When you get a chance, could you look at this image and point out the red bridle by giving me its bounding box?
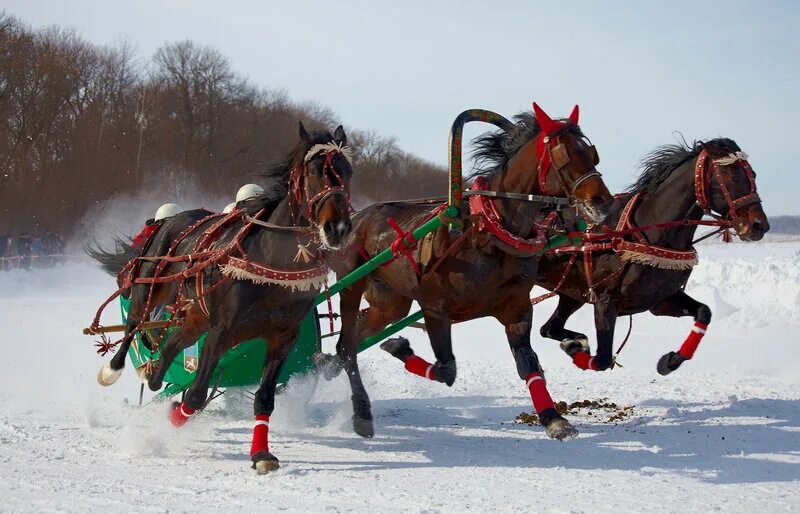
[289,147,351,225]
[694,148,761,226]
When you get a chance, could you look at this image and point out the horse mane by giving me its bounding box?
[470,111,586,181]
[242,129,338,215]
[629,137,741,196]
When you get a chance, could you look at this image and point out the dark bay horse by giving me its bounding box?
[91,123,354,473]
[316,104,614,440]
[537,138,769,374]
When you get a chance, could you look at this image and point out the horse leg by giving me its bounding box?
[382,307,456,386]
[501,300,578,440]
[97,285,154,386]
[313,279,367,380]
[650,291,712,375]
[167,325,228,427]
[147,309,207,392]
[251,328,300,474]
[540,294,590,356]
[568,294,617,372]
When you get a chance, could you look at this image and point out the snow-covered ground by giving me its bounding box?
[1,236,799,513]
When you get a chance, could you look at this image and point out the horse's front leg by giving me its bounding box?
[382,306,456,386]
[540,294,590,356]
[251,327,300,474]
[500,300,578,440]
[567,293,617,371]
[650,290,711,375]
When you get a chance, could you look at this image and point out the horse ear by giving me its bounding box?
[298,121,311,143]
[333,125,347,146]
[568,105,579,125]
[532,102,561,135]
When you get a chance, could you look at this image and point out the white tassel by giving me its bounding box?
[219,264,326,291]
[293,244,314,263]
[304,141,353,163]
[620,250,697,270]
[713,151,749,166]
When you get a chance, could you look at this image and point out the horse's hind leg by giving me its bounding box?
[540,294,590,356]
[500,298,578,440]
[167,323,229,427]
[650,290,711,375]
[147,309,207,393]
[98,285,154,386]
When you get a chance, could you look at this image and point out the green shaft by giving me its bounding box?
[314,208,454,306]
[357,309,424,352]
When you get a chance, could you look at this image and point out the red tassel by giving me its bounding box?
[572,352,598,371]
[525,372,556,413]
[250,414,270,457]
[678,322,708,359]
[169,402,196,427]
[404,355,437,381]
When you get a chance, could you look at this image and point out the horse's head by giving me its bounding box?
[292,122,354,249]
[698,141,769,241]
[532,103,613,223]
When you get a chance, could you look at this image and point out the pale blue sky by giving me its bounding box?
[5,0,799,213]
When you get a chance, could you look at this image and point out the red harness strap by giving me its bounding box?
[468,177,547,255]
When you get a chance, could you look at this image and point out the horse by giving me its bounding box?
[315,103,614,441]
[536,138,769,375]
[89,122,354,473]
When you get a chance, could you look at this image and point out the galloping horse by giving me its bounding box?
[90,123,354,473]
[537,138,769,374]
[316,104,614,440]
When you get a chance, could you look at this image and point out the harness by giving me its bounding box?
[538,148,761,304]
[90,143,351,355]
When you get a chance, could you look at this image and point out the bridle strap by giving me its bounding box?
[694,148,761,223]
[537,133,601,202]
[291,147,351,225]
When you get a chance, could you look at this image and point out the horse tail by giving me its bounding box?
[84,236,137,276]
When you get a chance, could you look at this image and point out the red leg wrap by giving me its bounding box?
[169,402,196,427]
[525,372,555,413]
[404,355,437,381]
[249,414,270,457]
[678,322,708,359]
[572,351,598,371]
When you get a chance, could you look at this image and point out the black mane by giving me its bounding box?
[470,112,585,181]
[630,137,741,196]
[243,129,337,214]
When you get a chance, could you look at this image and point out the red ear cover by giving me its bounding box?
[532,102,563,135]
[568,104,579,125]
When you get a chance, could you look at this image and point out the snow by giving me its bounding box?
[1,236,799,513]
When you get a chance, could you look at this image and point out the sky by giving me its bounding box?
[5,0,799,214]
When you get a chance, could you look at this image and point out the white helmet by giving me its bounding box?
[154,203,182,221]
[222,202,237,214]
[235,184,264,203]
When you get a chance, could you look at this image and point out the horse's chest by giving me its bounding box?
[615,266,692,314]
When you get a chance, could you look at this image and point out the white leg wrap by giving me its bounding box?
[97,363,123,386]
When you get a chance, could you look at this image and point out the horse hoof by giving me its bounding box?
[312,352,343,381]
[657,351,686,376]
[545,417,579,441]
[252,452,280,475]
[560,338,590,357]
[134,365,150,385]
[433,359,457,387]
[380,337,415,361]
[353,416,374,438]
[97,363,122,387]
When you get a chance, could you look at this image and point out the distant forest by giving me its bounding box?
[0,13,445,237]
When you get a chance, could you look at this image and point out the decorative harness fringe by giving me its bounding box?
[218,261,327,291]
[619,248,698,270]
[304,142,352,163]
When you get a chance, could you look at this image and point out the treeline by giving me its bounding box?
[0,13,445,237]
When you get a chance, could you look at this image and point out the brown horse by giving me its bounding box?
[316,104,614,440]
[90,123,354,473]
[537,138,769,374]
